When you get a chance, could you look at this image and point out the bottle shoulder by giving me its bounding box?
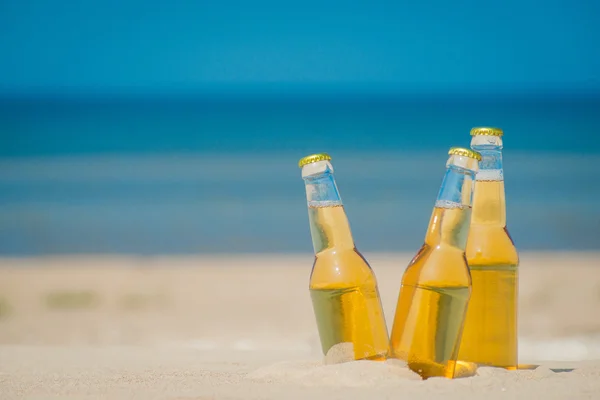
[402,243,471,288]
[466,225,519,266]
[309,248,378,289]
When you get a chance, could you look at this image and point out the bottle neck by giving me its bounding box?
[425,162,476,249]
[302,162,354,253]
[304,167,343,208]
[471,139,506,226]
[435,164,476,209]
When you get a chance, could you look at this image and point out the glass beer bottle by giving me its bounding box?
[458,127,519,369]
[390,147,480,379]
[299,153,389,362]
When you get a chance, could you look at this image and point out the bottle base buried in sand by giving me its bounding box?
[310,284,389,362]
[454,360,479,378]
[458,264,518,369]
[391,283,471,379]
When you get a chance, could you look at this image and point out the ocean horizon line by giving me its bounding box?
[2,83,600,102]
[1,149,599,164]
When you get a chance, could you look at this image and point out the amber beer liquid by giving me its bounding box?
[390,147,481,379]
[299,153,389,362]
[458,127,519,369]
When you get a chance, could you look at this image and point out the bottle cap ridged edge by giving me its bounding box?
[470,127,504,136]
[298,153,332,168]
[448,147,482,161]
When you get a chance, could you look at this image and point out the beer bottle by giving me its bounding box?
[458,127,519,369]
[299,153,389,362]
[390,147,480,379]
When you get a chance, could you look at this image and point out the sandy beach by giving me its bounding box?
[1,252,599,399]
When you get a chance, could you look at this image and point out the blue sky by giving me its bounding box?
[0,0,599,95]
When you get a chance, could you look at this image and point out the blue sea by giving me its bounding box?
[0,94,599,255]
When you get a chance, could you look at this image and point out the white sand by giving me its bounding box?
[0,252,599,399]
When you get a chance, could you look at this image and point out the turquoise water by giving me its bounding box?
[0,95,598,254]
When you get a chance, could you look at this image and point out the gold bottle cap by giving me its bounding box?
[298,153,332,168]
[470,127,504,136]
[448,147,482,161]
